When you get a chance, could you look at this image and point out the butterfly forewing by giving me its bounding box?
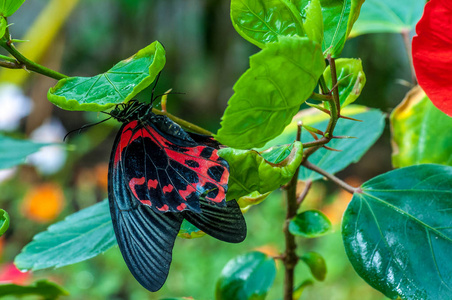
[114,119,229,213]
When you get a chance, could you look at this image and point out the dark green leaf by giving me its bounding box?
[263,105,385,181]
[177,219,205,239]
[0,279,68,299]
[48,41,165,111]
[15,199,116,271]
[0,0,26,17]
[350,0,425,36]
[216,36,325,149]
[391,87,452,168]
[219,141,303,201]
[0,134,50,169]
[319,0,364,57]
[300,251,327,281]
[216,251,276,300]
[342,164,452,300]
[289,210,332,238]
[230,0,305,48]
[0,209,9,236]
[323,58,366,108]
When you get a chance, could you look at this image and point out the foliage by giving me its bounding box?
[0,0,450,299]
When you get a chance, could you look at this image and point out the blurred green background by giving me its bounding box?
[0,0,415,299]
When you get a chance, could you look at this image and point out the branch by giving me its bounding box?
[302,160,360,194]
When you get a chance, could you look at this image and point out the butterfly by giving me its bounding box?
[107,100,247,292]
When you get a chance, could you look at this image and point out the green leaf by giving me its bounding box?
[0,134,50,169]
[263,105,385,181]
[391,87,452,168]
[14,199,116,271]
[289,209,332,238]
[342,164,452,300]
[302,0,324,44]
[350,0,425,37]
[237,191,271,212]
[230,0,305,48]
[0,279,68,299]
[216,251,276,300]
[299,251,327,281]
[0,0,26,17]
[177,219,206,239]
[216,36,325,149]
[323,58,366,108]
[0,209,9,236]
[48,41,166,112]
[219,141,303,201]
[293,279,314,299]
[0,16,6,38]
[319,0,364,57]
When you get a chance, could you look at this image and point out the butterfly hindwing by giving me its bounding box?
[109,126,184,292]
[114,118,229,213]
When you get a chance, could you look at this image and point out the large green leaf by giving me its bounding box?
[216,36,325,149]
[342,164,452,300]
[216,251,277,300]
[302,0,324,44]
[15,199,116,271]
[230,0,305,48]
[0,280,68,299]
[48,41,166,112]
[263,105,385,181]
[0,134,50,169]
[300,251,327,281]
[391,86,452,168]
[0,209,9,236]
[350,0,425,37]
[289,209,332,238]
[219,142,303,201]
[0,0,26,17]
[323,58,366,108]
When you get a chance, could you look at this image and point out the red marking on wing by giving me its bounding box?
[162,184,173,194]
[206,189,226,203]
[177,203,187,211]
[179,185,197,199]
[141,200,152,206]
[157,204,169,212]
[148,179,158,189]
[114,121,137,165]
[129,177,145,200]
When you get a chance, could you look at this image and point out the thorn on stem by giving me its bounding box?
[339,114,363,122]
[322,145,342,152]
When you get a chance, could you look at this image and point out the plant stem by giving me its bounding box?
[310,92,332,102]
[302,160,359,194]
[283,124,302,300]
[152,108,213,136]
[401,30,417,86]
[0,25,68,80]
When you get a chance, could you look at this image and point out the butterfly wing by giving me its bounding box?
[108,123,184,292]
[113,119,229,213]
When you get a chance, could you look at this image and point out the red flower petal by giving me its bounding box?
[412,0,452,116]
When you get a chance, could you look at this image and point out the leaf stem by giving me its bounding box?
[310,92,332,102]
[0,25,68,80]
[302,160,359,194]
[152,108,213,136]
[283,123,302,300]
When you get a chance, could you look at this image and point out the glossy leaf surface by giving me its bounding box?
[323,58,366,108]
[263,105,385,181]
[230,0,305,48]
[15,199,116,271]
[48,41,166,112]
[0,0,26,17]
[0,280,68,299]
[412,0,452,116]
[216,37,325,149]
[351,0,424,36]
[0,209,9,236]
[302,0,323,44]
[391,86,452,168]
[342,164,452,300]
[0,134,49,169]
[289,210,332,238]
[300,251,327,281]
[219,142,303,201]
[216,251,276,300]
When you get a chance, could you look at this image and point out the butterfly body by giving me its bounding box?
[108,101,246,292]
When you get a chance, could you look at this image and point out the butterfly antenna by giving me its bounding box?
[63,117,112,141]
[150,72,162,106]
